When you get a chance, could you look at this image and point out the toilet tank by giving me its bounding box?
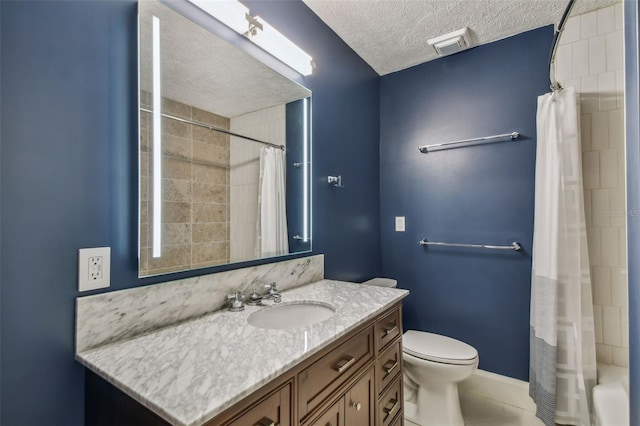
[362,278,398,288]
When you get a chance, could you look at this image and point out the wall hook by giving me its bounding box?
[328,175,345,188]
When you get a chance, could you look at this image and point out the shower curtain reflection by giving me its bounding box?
[257,147,289,258]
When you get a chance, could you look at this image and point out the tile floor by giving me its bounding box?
[405,391,545,426]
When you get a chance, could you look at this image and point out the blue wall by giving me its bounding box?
[380,27,553,381]
[624,0,639,423]
[0,0,380,423]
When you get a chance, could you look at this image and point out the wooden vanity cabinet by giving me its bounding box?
[85,302,404,426]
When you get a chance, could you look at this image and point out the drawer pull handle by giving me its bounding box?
[383,360,398,374]
[334,355,356,373]
[254,417,275,426]
[383,398,399,417]
[383,324,398,335]
[351,401,362,411]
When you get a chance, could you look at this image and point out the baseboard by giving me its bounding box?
[458,368,537,412]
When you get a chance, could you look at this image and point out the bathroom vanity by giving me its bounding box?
[76,271,408,426]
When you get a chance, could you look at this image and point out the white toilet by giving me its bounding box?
[362,278,479,426]
[403,330,478,426]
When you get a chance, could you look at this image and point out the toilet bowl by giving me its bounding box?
[402,330,478,426]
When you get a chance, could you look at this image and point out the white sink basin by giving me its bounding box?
[247,302,336,329]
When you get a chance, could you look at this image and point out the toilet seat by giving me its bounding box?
[403,330,478,365]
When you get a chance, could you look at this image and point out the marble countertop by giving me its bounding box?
[76,279,409,426]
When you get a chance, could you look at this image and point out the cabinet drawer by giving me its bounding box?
[298,326,375,420]
[377,340,401,395]
[388,411,404,426]
[226,383,292,426]
[378,375,402,426]
[376,307,401,352]
[307,397,344,426]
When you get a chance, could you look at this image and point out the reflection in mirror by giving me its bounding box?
[138,0,311,277]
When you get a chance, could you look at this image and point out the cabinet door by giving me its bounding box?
[227,383,291,426]
[345,368,375,426]
[308,397,345,426]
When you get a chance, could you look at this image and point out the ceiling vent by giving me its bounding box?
[427,28,472,57]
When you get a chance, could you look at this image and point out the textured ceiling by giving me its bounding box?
[302,0,619,75]
[139,1,310,118]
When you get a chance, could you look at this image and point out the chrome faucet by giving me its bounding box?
[227,290,246,311]
[246,282,282,305]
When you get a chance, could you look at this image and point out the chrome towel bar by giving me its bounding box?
[418,132,520,153]
[419,239,522,251]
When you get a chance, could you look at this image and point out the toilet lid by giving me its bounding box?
[403,330,478,365]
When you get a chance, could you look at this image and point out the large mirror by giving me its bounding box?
[138,0,311,277]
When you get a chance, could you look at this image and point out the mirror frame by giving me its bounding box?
[137,0,313,278]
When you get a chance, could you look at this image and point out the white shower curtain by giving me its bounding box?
[530,87,597,426]
[256,147,289,258]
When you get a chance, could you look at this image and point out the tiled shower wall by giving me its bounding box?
[140,93,230,276]
[229,105,286,263]
[555,1,628,367]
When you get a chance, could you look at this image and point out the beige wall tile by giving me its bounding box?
[596,343,612,364]
[163,223,192,246]
[597,6,615,34]
[193,203,226,223]
[193,182,227,204]
[193,163,227,184]
[192,223,228,243]
[590,111,609,150]
[581,10,598,39]
[581,75,599,113]
[140,176,149,201]
[612,346,629,367]
[561,16,580,45]
[582,151,600,189]
[162,134,192,160]
[163,157,191,181]
[600,227,620,266]
[572,40,589,78]
[580,114,591,152]
[602,306,622,346]
[606,30,624,71]
[162,98,191,119]
[584,190,593,226]
[192,126,229,147]
[593,304,603,343]
[598,71,617,111]
[600,149,618,188]
[192,242,229,264]
[609,188,625,227]
[193,142,229,167]
[586,226,601,264]
[611,267,628,307]
[588,35,607,75]
[162,115,191,138]
[163,179,191,202]
[591,189,610,227]
[163,202,192,223]
[592,266,612,305]
[147,245,191,270]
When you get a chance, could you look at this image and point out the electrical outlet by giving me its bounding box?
[395,216,406,232]
[79,247,110,292]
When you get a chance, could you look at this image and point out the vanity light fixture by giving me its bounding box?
[187,0,314,76]
[247,16,314,76]
[187,0,250,35]
[152,15,162,258]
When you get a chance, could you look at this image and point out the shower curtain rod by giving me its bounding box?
[549,0,577,91]
[140,107,285,151]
